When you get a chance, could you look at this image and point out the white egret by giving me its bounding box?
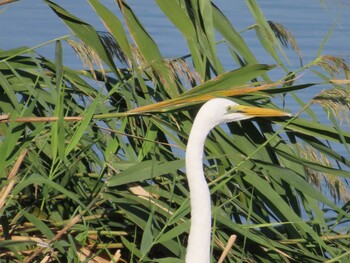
[185,98,290,263]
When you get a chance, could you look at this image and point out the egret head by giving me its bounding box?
[195,98,291,128]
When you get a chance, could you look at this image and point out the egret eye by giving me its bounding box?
[227,105,239,113]
[226,106,232,111]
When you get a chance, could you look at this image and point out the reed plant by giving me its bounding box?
[0,0,349,262]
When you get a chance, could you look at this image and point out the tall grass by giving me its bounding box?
[0,0,349,262]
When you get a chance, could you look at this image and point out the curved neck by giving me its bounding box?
[185,119,213,263]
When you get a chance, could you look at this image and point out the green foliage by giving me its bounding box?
[0,1,349,262]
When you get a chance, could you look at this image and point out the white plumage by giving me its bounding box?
[185,98,290,263]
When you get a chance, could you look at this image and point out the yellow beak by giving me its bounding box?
[228,105,291,117]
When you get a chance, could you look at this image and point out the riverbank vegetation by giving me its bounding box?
[0,0,349,262]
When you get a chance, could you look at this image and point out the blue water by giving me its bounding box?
[1,1,349,65]
[1,1,349,61]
